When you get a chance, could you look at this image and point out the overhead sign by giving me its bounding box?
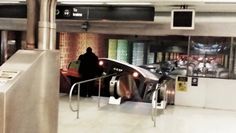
[56,5,154,21]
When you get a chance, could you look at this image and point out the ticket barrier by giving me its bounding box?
[0,50,59,133]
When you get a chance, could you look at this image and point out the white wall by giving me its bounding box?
[175,77,236,110]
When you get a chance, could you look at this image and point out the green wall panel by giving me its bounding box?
[108,39,117,59]
[117,39,129,62]
[132,42,144,66]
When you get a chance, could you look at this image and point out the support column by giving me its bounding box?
[38,0,50,50]
[229,37,234,78]
[0,31,8,65]
[49,0,57,50]
[26,0,39,49]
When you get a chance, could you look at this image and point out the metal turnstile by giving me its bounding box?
[0,50,59,133]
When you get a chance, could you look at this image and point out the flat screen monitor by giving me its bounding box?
[171,9,195,30]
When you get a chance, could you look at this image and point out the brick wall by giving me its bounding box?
[59,32,108,69]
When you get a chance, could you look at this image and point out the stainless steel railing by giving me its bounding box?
[69,73,118,119]
[69,72,167,127]
[151,81,168,127]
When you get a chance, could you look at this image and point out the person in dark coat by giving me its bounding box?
[78,47,99,97]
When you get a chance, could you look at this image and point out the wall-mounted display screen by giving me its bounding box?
[171,9,195,30]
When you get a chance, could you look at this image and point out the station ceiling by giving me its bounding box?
[1,0,236,12]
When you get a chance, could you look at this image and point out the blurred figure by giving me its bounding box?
[79,47,99,97]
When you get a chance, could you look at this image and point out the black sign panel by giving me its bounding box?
[56,5,154,21]
[191,77,198,86]
[177,76,188,82]
[0,4,154,21]
[56,6,88,19]
[0,5,27,18]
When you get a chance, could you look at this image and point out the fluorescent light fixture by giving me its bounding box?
[59,1,152,5]
[59,2,104,5]
[0,0,25,3]
[205,0,236,2]
[205,2,236,4]
[205,0,236,4]
[106,2,152,5]
[0,1,20,4]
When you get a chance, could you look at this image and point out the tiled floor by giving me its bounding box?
[58,94,236,133]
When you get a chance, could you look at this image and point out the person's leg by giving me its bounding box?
[80,83,87,97]
[86,81,95,97]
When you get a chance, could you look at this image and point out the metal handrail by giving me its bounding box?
[151,81,168,127]
[69,73,118,119]
[151,83,160,127]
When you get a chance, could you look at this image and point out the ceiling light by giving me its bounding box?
[205,0,236,4]
[106,2,152,6]
[205,2,236,4]
[59,2,104,5]
[0,1,20,4]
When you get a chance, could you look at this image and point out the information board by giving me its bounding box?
[176,76,188,92]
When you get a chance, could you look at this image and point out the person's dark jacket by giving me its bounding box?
[79,51,99,79]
